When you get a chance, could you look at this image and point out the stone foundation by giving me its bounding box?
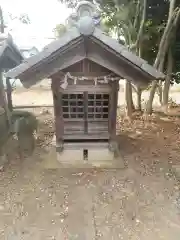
[49,135,125,168]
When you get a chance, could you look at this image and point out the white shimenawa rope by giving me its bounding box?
[60,72,120,89]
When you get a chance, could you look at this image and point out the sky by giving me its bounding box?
[1,0,72,50]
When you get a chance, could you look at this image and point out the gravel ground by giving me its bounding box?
[0,107,180,239]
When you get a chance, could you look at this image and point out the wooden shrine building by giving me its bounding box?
[0,33,23,156]
[0,33,23,110]
[6,1,165,162]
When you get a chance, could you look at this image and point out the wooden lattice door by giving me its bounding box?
[62,92,109,137]
[87,93,109,135]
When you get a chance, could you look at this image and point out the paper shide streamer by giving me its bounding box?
[60,72,120,89]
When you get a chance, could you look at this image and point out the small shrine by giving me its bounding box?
[0,33,23,158]
[0,33,23,110]
[6,1,164,163]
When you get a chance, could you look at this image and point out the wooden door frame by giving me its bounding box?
[52,76,118,144]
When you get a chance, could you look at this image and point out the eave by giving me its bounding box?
[5,23,165,87]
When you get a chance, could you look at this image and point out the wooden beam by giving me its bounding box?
[13,105,53,109]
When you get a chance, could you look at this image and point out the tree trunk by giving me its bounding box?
[144,80,157,115]
[130,84,135,111]
[153,0,178,69]
[6,78,13,112]
[162,48,173,113]
[157,81,163,105]
[144,0,179,115]
[136,42,143,112]
[125,80,135,117]
[136,86,142,111]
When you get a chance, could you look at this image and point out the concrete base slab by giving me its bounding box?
[88,148,114,162]
[58,149,84,162]
[42,146,125,169]
[44,137,125,169]
[57,148,125,169]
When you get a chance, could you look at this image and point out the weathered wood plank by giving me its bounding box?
[60,84,111,93]
[109,81,118,141]
[63,133,109,140]
[84,91,88,134]
[51,80,64,143]
[87,40,151,85]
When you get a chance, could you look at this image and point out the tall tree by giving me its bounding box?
[162,48,173,112]
[145,0,180,115]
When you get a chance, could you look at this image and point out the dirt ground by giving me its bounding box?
[1,89,180,239]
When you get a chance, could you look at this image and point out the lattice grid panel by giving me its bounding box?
[62,94,84,119]
[88,94,109,119]
[62,93,109,119]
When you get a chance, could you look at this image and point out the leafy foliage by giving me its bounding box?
[58,0,79,8]
[53,24,67,38]
[58,0,169,63]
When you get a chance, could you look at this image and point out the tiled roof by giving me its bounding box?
[0,33,8,58]
[0,33,23,65]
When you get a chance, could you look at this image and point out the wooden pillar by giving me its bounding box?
[6,77,13,112]
[0,71,5,107]
[0,70,9,164]
[51,78,64,150]
[0,70,10,126]
[109,81,119,151]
